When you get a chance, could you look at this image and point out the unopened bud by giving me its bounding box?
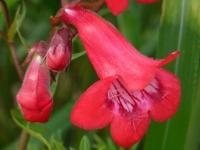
[17,43,53,122]
[46,27,72,72]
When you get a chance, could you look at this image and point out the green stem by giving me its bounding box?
[0,0,10,28]
[18,130,30,150]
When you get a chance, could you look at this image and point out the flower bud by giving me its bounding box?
[17,43,53,122]
[46,27,72,72]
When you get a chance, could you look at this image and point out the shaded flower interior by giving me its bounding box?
[107,77,162,116]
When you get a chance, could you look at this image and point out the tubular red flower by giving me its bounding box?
[60,7,180,147]
[46,27,72,72]
[17,43,53,122]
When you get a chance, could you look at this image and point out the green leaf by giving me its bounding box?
[17,29,29,49]
[51,74,60,96]
[50,136,66,150]
[72,51,86,61]
[79,136,91,150]
[92,134,106,150]
[6,102,73,150]
[7,0,26,42]
[117,4,141,46]
[11,109,52,150]
[144,0,200,150]
[106,138,117,150]
[184,77,200,150]
[69,147,76,150]
[129,144,138,150]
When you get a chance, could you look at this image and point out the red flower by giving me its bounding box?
[59,7,180,147]
[17,42,53,122]
[46,27,72,72]
[105,0,158,15]
[105,0,128,16]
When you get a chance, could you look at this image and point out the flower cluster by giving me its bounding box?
[16,28,72,122]
[16,0,180,148]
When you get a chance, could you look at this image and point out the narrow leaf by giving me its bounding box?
[11,109,52,150]
[144,0,200,150]
[7,1,26,42]
[50,136,66,150]
[72,51,86,61]
[79,136,91,150]
[117,4,141,46]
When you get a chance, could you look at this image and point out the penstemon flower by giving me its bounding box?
[17,42,53,122]
[105,0,158,15]
[46,27,72,72]
[59,6,181,147]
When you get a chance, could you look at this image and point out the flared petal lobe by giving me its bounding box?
[111,114,150,148]
[107,79,150,147]
[46,28,72,71]
[17,55,53,122]
[105,0,128,16]
[71,76,117,129]
[149,69,181,122]
[60,7,162,90]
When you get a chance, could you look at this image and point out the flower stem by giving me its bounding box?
[0,1,30,150]
[0,30,6,40]
[18,130,30,150]
[0,0,24,80]
[7,42,24,80]
[0,0,10,28]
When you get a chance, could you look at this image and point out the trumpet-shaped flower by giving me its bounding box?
[17,43,53,122]
[59,7,180,147]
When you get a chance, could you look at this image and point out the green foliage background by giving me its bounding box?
[0,0,200,150]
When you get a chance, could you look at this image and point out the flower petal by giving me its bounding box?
[17,56,52,110]
[110,112,150,148]
[150,69,181,122]
[105,0,128,16]
[21,101,53,122]
[60,7,159,90]
[70,76,117,130]
[46,27,72,72]
[158,51,180,67]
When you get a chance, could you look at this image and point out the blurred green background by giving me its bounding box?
[0,0,200,150]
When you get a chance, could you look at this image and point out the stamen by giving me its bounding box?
[107,77,162,114]
[107,80,136,113]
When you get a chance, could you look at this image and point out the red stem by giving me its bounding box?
[7,42,24,80]
[0,1,29,150]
